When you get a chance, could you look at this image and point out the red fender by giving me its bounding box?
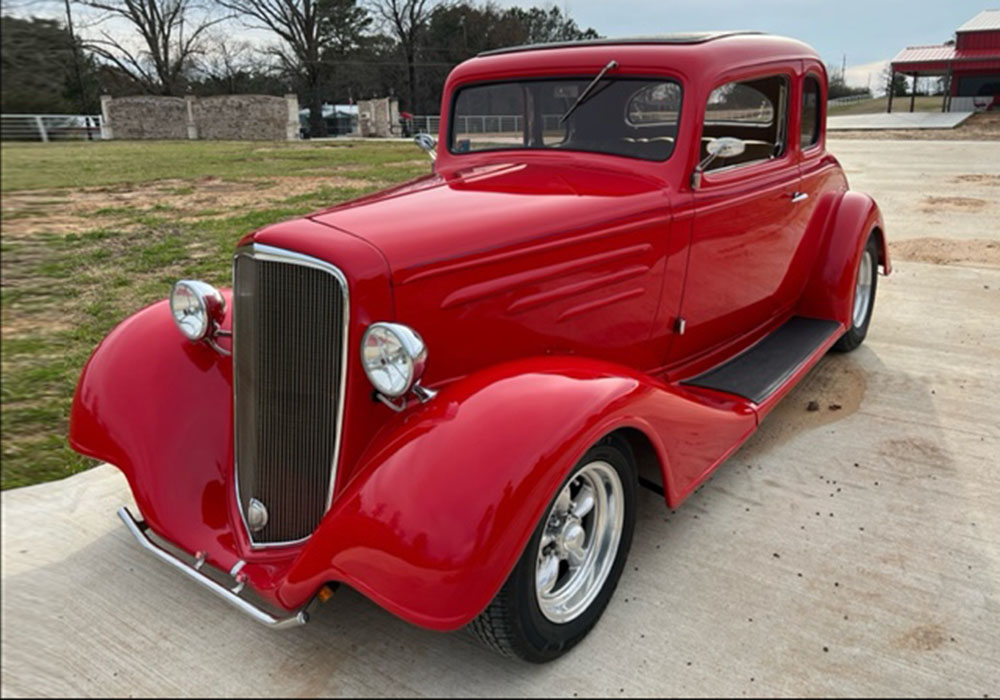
[71,308,754,630]
[797,191,889,324]
[273,357,755,630]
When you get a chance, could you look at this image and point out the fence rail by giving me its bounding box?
[412,114,569,135]
[827,94,870,106]
[1,114,104,142]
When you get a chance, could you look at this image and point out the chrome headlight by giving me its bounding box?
[361,322,427,398]
[170,280,225,341]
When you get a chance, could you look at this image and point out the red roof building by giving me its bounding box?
[889,9,1000,112]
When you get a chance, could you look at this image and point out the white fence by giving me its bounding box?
[1,114,104,142]
[828,94,870,106]
[411,114,568,135]
[411,115,440,134]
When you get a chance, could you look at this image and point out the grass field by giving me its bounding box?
[1,139,428,489]
[827,95,944,115]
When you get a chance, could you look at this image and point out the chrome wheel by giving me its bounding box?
[535,460,624,624]
[852,249,874,329]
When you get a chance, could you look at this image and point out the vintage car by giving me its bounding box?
[70,31,889,662]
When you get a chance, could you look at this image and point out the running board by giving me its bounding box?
[682,317,841,404]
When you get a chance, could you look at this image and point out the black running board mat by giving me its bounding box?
[682,317,840,404]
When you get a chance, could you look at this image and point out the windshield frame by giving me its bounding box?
[446,73,685,162]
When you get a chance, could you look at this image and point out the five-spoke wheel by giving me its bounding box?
[834,230,879,353]
[535,460,624,624]
[469,438,636,662]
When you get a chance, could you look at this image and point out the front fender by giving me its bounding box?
[68,295,251,565]
[797,190,889,324]
[276,356,755,630]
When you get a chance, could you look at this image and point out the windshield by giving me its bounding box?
[449,77,682,162]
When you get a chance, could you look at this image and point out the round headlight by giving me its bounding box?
[361,322,427,398]
[170,280,225,341]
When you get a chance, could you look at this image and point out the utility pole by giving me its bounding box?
[841,53,846,82]
[63,0,92,119]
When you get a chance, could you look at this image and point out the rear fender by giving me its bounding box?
[797,191,888,324]
[276,356,755,630]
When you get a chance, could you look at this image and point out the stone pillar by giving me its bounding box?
[100,94,114,140]
[185,95,198,140]
[285,94,300,140]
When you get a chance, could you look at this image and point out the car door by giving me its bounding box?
[670,71,809,363]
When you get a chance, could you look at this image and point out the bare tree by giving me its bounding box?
[77,0,226,95]
[367,0,433,112]
[216,0,332,135]
[198,36,259,93]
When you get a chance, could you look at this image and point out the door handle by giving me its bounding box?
[789,191,809,203]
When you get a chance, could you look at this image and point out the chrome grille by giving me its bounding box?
[233,245,348,545]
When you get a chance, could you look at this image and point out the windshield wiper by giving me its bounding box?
[559,59,618,124]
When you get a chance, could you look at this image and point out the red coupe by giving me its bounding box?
[70,31,889,662]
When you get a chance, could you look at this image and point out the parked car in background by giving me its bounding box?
[70,31,888,662]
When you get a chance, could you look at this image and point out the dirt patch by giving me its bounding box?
[0,311,75,339]
[952,174,1000,186]
[831,111,1000,141]
[920,196,988,212]
[893,624,948,652]
[0,175,374,238]
[891,238,1000,267]
[745,354,867,451]
[878,437,954,472]
[384,159,431,169]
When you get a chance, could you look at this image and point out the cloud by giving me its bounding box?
[843,59,890,93]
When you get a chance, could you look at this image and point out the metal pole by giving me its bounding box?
[34,116,49,143]
[887,69,895,113]
[910,74,917,112]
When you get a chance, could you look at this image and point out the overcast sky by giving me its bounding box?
[498,0,988,89]
[5,0,989,91]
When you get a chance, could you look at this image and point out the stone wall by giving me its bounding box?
[101,94,299,141]
[358,97,400,138]
[103,96,188,140]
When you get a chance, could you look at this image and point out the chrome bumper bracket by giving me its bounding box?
[116,506,310,630]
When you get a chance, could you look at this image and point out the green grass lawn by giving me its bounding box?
[1,139,429,489]
[1,139,424,191]
[827,95,946,115]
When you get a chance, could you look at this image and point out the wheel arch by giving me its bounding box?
[273,356,749,630]
[870,224,891,274]
[796,190,888,325]
[605,426,671,499]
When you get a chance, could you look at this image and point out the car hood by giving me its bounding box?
[308,160,667,285]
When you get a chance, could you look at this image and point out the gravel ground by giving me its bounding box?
[1,139,998,697]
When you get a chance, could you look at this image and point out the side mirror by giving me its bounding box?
[414,133,437,161]
[706,136,745,160]
[692,137,746,189]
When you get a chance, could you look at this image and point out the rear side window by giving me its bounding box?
[800,76,822,149]
[702,74,789,171]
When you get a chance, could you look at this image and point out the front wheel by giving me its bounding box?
[833,231,879,353]
[468,439,637,662]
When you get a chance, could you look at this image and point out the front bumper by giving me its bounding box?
[117,506,311,629]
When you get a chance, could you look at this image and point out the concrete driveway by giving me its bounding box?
[2,139,999,698]
[828,112,973,131]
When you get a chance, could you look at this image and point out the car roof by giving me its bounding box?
[450,33,820,89]
[478,31,763,57]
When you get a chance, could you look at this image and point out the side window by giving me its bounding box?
[452,83,525,152]
[800,76,822,149]
[626,82,682,126]
[702,74,789,171]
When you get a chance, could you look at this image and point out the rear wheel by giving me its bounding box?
[468,439,637,662]
[833,232,879,353]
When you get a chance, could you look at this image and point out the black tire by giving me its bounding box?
[833,231,879,353]
[468,437,637,662]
